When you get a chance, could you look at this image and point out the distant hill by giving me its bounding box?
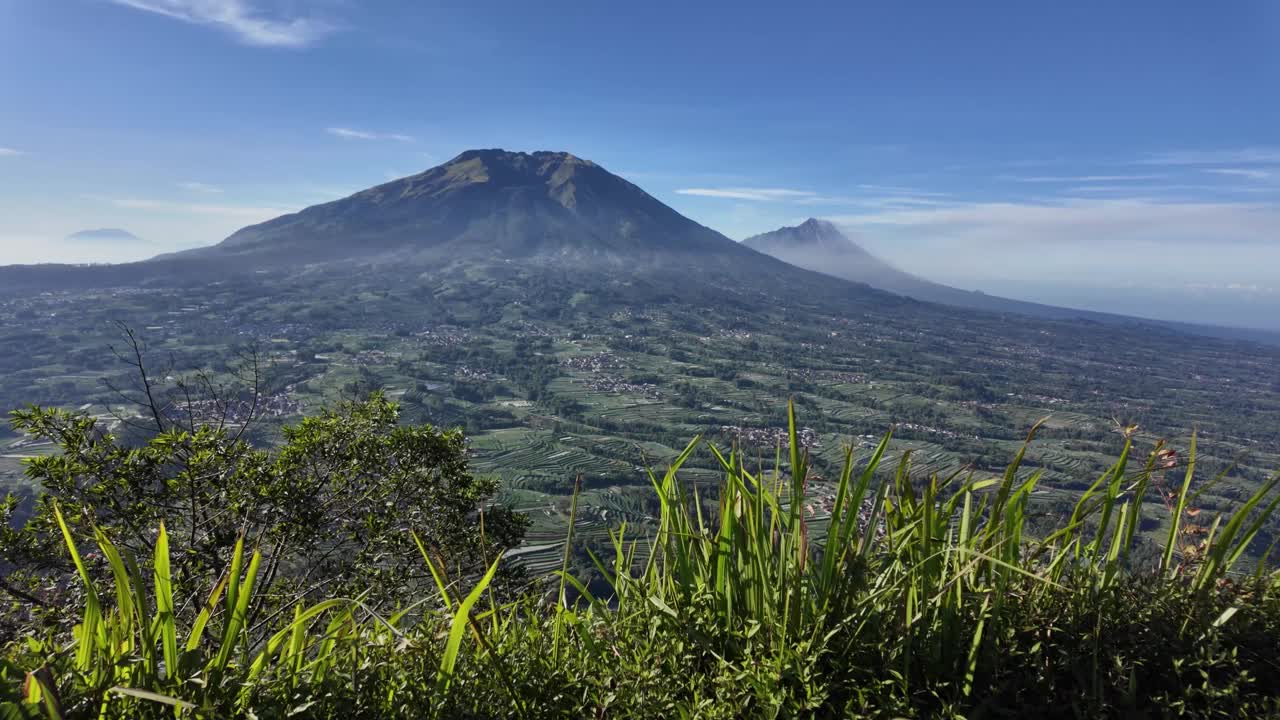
[743,218,1095,318]
[65,228,143,242]
[742,218,1280,345]
[743,218,910,288]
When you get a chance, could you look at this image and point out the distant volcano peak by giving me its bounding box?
[65,228,143,243]
[744,217,872,255]
[176,148,757,264]
[448,148,594,166]
[434,149,598,184]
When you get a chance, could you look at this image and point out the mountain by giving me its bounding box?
[3,150,925,327]
[741,218,1280,345]
[745,219,1146,320]
[65,228,143,243]
[3,152,1276,346]
[172,149,756,267]
[743,218,1046,312]
[743,218,907,284]
[1,149,774,288]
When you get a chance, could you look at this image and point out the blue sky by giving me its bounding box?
[2,1,1279,328]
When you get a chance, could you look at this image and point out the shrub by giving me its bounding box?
[3,403,1279,718]
[1,394,526,639]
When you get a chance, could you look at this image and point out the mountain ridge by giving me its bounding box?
[65,228,143,243]
[176,149,761,266]
[1,150,1277,347]
[745,217,1122,320]
[740,217,1280,345]
[743,218,903,276]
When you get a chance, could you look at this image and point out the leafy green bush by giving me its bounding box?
[3,403,1279,718]
[1,394,525,638]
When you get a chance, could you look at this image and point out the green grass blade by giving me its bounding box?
[153,522,179,677]
[52,503,101,674]
[1161,433,1197,576]
[436,554,503,699]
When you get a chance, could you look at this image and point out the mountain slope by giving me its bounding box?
[745,219,1125,320]
[743,218,908,285]
[740,218,1280,344]
[66,228,143,243]
[1,151,922,322]
[176,149,755,266]
[2,153,1276,346]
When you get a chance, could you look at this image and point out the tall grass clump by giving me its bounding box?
[584,405,1280,716]
[4,401,1280,718]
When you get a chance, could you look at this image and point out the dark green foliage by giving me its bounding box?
[3,406,1280,718]
[1,394,526,637]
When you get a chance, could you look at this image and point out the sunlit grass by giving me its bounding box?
[6,401,1279,718]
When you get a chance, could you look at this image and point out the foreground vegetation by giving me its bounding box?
[3,400,1280,718]
[5,265,1280,583]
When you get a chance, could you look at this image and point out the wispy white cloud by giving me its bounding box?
[855,184,950,197]
[799,195,951,208]
[0,147,23,156]
[620,169,756,184]
[1058,183,1262,195]
[108,197,294,219]
[818,197,1280,323]
[1183,282,1278,294]
[1204,167,1273,180]
[326,127,378,140]
[326,127,415,142]
[108,0,333,48]
[828,198,1280,246]
[677,185,958,211]
[177,181,224,193]
[1007,174,1167,183]
[675,187,817,201]
[680,186,963,213]
[1139,147,1280,166]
